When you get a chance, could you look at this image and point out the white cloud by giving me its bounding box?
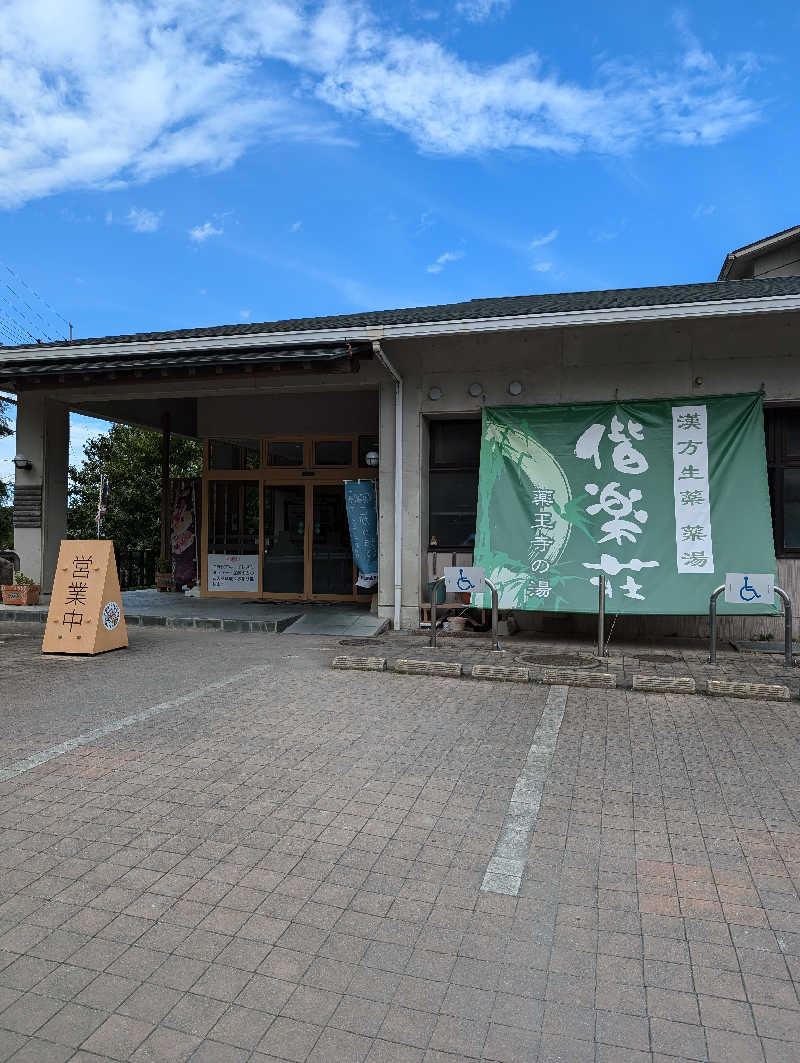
[188,220,223,243]
[125,206,162,232]
[239,308,251,319]
[289,220,303,232]
[693,202,716,218]
[427,249,464,274]
[530,228,558,248]
[532,261,552,272]
[0,2,763,208]
[455,0,513,23]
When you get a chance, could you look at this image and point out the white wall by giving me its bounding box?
[379,309,800,631]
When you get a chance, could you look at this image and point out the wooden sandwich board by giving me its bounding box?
[42,540,128,655]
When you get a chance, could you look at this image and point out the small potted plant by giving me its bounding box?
[154,557,173,592]
[1,572,41,606]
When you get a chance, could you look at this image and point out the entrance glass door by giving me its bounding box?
[312,484,354,596]
[263,485,305,595]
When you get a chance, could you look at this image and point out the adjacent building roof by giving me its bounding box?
[2,274,800,385]
[718,224,800,281]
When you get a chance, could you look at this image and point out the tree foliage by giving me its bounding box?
[68,423,202,548]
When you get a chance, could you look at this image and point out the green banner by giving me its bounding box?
[473,393,777,615]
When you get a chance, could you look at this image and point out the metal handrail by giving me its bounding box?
[709,583,794,668]
[429,576,502,651]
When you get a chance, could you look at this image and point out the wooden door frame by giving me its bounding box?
[201,435,377,602]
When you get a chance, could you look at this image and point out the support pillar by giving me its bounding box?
[13,394,69,591]
[160,412,171,563]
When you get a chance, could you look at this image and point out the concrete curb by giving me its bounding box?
[0,607,300,633]
[707,679,791,701]
[395,659,463,678]
[542,668,617,688]
[329,657,796,703]
[632,675,696,694]
[471,665,530,683]
[332,655,386,671]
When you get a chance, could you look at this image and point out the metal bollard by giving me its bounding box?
[429,576,446,649]
[709,584,794,668]
[485,578,502,653]
[707,585,725,664]
[776,586,794,669]
[597,573,606,657]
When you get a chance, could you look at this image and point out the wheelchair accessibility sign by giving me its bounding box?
[724,572,774,606]
[444,566,485,594]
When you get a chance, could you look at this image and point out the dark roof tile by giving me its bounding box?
[3,275,800,355]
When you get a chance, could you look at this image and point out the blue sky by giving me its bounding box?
[1,0,799,489]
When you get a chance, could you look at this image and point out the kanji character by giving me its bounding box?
[583,554,660,575]
[620,575,645,600]
[681,525,707,543]
[681,551,709,567]
[531,511,555,530]
[574,423,606,470]
[64,581,88,606]
[677,439,703,456]
[679,489,705,506]
[585,482,648,546]
[678,465,703,480]
[530,532,555,555]
[62,610,83,631]
[531,487,555,508]
[676,412,702,431]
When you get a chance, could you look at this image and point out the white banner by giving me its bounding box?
[207,554,259,593]
[672,405,714,575]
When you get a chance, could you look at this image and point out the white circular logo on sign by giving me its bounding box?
[102,601,121,631]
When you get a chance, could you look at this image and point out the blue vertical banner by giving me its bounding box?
[344,480,379,589]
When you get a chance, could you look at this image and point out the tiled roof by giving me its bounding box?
[4,275,800,356]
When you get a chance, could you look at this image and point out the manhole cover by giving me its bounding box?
[634,653,682,664]
[517,652,601,669]
[339,638,386,647]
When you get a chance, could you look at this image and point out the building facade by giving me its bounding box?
[4,228,800,638]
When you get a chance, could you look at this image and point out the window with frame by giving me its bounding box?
[764,408,800,555]
[428,419,481,548]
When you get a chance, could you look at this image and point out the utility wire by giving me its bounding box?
[0,260,70,345]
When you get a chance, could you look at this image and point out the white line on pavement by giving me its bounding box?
[0,666,270,784]
[481,684,569,897]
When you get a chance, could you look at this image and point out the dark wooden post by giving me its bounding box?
[160,412,171,565]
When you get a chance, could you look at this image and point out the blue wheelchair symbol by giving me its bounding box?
[739,576,761,602]
[456,568,476,591]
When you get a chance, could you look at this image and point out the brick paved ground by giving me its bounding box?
[0,624,798,1060]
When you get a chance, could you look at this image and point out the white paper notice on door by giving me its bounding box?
[207,554,259,592]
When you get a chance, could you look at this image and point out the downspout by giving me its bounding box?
[372,340,403,631]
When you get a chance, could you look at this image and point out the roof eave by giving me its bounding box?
[3,290,800,372]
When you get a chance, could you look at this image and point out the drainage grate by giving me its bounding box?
[634,654,682,664]
[517,652,601,669]
[339,638,386,647]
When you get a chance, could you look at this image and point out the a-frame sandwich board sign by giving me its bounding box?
[42,540,128,654]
